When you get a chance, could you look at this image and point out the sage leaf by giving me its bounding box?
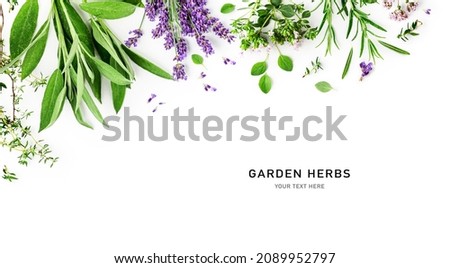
[378,41,410,55]
[40,69,66,131]
[69,97,93,129]
[220,3,235,14]
[90,57,132,85]
[315,81,333,93]
[122,45,173,80]
[191,54,204,65]
[342,48,353,79]
[10,0,39,59]
[21,20,50,80]
[278,55,293,72]
[80,2,136,20]
[259,74,272,94]
[82,89,104,125]
[110,58,127,113]
[251,61,268,76]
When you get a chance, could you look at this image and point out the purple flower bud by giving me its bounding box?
[173,63,187,81]
[223,57,236,65]
[204,84,217,92]
[147,93,157,103]
[425,8,431,15]
[124,29,143,48]
[200,72,207,79]
[360,62,374,80]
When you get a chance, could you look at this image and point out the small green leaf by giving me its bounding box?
[220,3,235,14]
[278,55,293,72]
[9,0,39,59]
[122,45,173,80]
[259,74,272,94]
[21,20,50,80]
[79,2,136,20]
[90,57,132,85]
[315,81,333,93]
[251,61,268,76]
[378,41,410,55]
[279,5,295,18]
[342,48,353,79]
[191,54,204,65]
[40,69,66,131]
[270,0,282,8]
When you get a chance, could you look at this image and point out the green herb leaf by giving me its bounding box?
[278,55,293,72]
[270,0,281,8]
[191,54,204,65]
[79,2,136,20]
[110,58,127,113]
[378,41,410,55]
[342,48,353,79]
[122,45,173,80]
[315,81,333,93]
[251,61,268,76]
[90,57,132,85]
[259,74,272,94]
[9,0,39,59]
[279,5,295,18]
[21,20,50,80]
[40,69,66,132]
[220,3,235,14]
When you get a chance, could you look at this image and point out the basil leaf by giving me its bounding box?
[9,0,39,59]
[251,61,268,76]
[220,3,235,14]
[259,74,272,94]
[40,69,66,132]
[278,55,293,72]
[80,2,136,20]
[315,81,333,93]
[191,54,204,65]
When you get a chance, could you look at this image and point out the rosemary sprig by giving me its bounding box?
[398,20,422,41]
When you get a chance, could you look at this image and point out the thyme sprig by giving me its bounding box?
[398,20,422,41]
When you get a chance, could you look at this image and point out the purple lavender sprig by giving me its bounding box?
[140,0,234,81]
[360,62,373,81]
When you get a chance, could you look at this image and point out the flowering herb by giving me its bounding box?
[313,0,410,81]
[230,0,316,92]
[303,57,323,78]
[142,0,234,80]
[1,0,172,131]
[398,20,422,41]
[359,61,373,80]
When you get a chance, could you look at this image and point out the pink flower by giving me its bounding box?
[390,8,408,21]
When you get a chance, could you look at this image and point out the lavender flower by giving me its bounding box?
[390,8,409,21]
[204,84,217,92]
[406,1,419,13]
[147,93,157,103]
[223,57,236,65]
[125,29,143,48]
[360,62,373,80]
[425,8,431,15]
[173,63,187,81]
[200,72,207,79]
[152,102,166,113]
[142,0,234,80]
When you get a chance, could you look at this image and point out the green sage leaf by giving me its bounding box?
[251,61,268,76]
[90,57,132,85]
[259,74,272,94]
[40,69,66,131]
[110,58,127,113]
[80,2,136,19]
[122,45,173,80]
[220,3,235,14]
[315,81,333,93]
[9,0,39,59]
[278,55,293,72]
[21,20,50,80]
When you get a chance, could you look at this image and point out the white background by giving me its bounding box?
[1,1,449,267]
